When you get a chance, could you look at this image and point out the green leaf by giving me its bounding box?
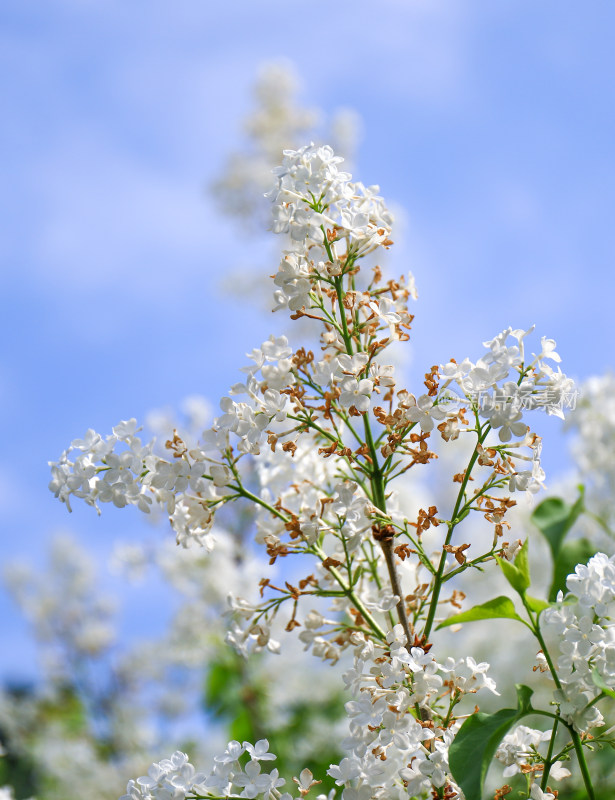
[449,684,533,798]
[592,668,615,700]
[449,707,520,798]
[515,684,534,715]
[496,551,530,596]
[455,507,470,524]
[531,490,595,602]
[436,596,524,629]
[515,539,531,589]
[549,538,596,602]
[532,489,585,561]
[416,549,437,574]
[525,595,550,615]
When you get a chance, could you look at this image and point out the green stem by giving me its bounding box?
[586,509,614,539]
[570,729,596,800]
[530,616,596,800]
[363,414,386,511]
[422,425,490,640]
[312,544,386,641]
[441,547,499,581]
[233,486,288,523]
[238,479,385,641]
[531,623,562,692]
[540,717,559,791]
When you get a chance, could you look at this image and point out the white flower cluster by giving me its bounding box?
[213,335,294,455]
[43,133,608,800]
[267,144,397,317]
[120,750,202,800]
[325,626,498,799]
[441,326,575,495]
[224,594,282,659]
[120,741,306,800]
[212,61,360,231]
[442,327,573,429]
[45,329,402,554]
[495,724,570,781]
[49,337,308,547]
[49,420,154,514]
[269,143,392,249]
[262,472,370,557]
[48,420,220,547]
[543,552,615,731]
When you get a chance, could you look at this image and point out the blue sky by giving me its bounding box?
[1,0,614,682]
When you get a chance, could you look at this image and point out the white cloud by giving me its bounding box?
[28,135,214,289]
[3,0,482,306]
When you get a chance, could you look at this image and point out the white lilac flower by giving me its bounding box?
[171,495,216,549]
[367,297,401,339]
[344,693,387,728]
[49,420,158,515]
[441,656,500,696]
[243,740,276,762]
[549,762,572,780]
[529,784,556,800]
[337,352,370,377]
[268,144,393,263]
[542,553,615,731]
[339,377,373,413]
[327,757,361,786]
[233,761,283,798]
[495,725,551,777]
[479,384,529,442]
[120,751,203,800]
[437,329,573,497]
[402,394,447,432]
[566,552,615,615]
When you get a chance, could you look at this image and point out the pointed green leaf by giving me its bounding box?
[549,538,596,602]
[531,488,585,561]
[495,555,520,589]
[436,596,524,629]
[455,507,470,524]
[592,668,615,700]
[496,553,529,596]
[449,684,533,798]
[525,595,550,615]
[515,684,534,715]
[515,539,531,589]
[449,707,520,799]
[416,549,437,574]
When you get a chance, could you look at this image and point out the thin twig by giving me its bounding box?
[374,526,414,645]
